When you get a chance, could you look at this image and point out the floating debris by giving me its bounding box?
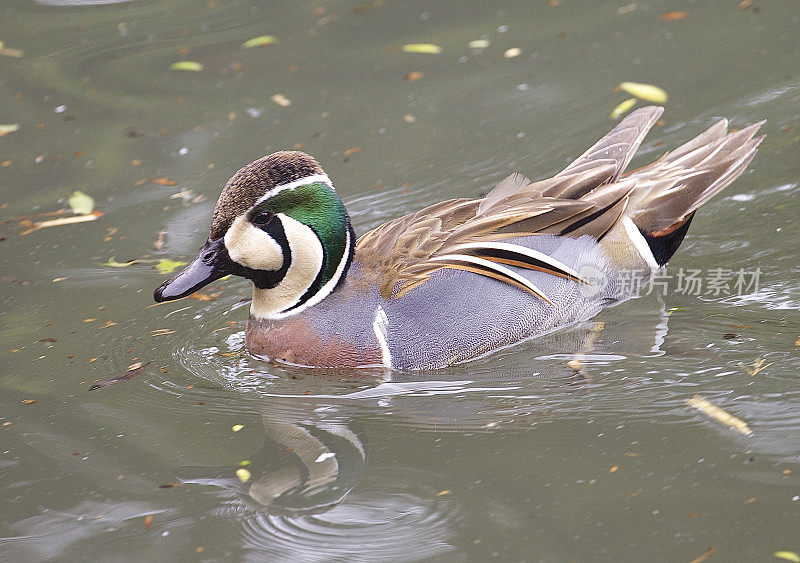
[231,424,244,432]
[68,191,95,215]
[661,11,690,21]
[503,47,522,58]
[271,93,292,107]
[0,124,19,136]
[235,468,251,483]
[170,61,204,72]
[20,211,102,235]
[469,39,490,49]
[618,81,668,103]
[242,35,275,49]
[685,394,753,436]
[90,362,150,391]
[402,43,441,54]
[738,357,773,377]
[156,259,188,275]
[690,546,716,563]
[611,98,638,119]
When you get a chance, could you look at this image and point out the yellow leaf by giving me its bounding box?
[619,81,668,103]
[170,61,204,72]
[610,98,638,119]
[68,190,95,215]
[103,257,138,268]
[503,47,522,58]
[235,468,251,483]
[0,124,19,135]
[242,35,276,49]
[775,552,800,563]
[402,43,441,54]
[155,259,188,274]
[469,39,490,49]
[231,424,244,432]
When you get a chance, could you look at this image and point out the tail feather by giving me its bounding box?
[627,119,764,240]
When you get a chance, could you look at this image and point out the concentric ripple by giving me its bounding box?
[238,469,462,562]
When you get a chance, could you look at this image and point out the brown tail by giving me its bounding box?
[626,117,764,264]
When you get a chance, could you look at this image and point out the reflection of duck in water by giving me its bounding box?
[176,414,364,515]
[155,107,762,369]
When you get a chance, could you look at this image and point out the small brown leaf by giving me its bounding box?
[149,178,178,186]
[404,71,424,82]
[23,399,36,404]
[661,11,690,21]
[143,515,154,530]
[344,147,362,156]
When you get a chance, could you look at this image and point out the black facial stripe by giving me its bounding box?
[281,222,355,313]
[223,214,292,289]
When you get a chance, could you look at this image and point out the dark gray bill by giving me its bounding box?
[153,238,232,302]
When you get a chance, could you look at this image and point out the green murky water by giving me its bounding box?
[2,0,799,560]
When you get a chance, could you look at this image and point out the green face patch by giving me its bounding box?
[253,183,349,289]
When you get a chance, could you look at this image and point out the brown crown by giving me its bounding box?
[209,151,325,240]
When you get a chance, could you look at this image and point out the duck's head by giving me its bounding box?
[154,151,354,319]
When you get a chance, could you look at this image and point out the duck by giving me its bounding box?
[154,106,763,370]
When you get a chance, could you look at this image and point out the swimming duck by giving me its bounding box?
[154,107,763,370]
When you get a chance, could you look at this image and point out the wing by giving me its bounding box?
[356,107,665,300]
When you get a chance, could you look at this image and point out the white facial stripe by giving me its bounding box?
[250,214,325,319]
[255,173,333,205]
[224,216,284,271]
[622,216,659,270]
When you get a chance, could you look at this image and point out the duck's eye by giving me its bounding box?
[251,211,273,226]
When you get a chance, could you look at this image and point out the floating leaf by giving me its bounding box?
[661,11,690,21]
[150,177,178,186]
[242,35,275,49]
[619,81,668,103]
[235,468,251,483]
[685,394,753,436]
[170,61,204,72]
[404,71,424,82]
[232,424,244,432]
[610,98,638,119]
[68,190,95,215]
[503,47,522,58]
[775,553,800,563]
[0,124,19,136]
[401,43,441,54]
[271,93,291,107]
[156,259,188,274]
[468,39,490,49]
[104,257,139,268]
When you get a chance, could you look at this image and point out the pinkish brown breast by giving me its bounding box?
[246,315,384,368]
